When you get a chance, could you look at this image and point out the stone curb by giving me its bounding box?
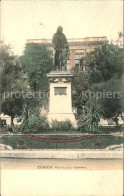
[0,149,123,159]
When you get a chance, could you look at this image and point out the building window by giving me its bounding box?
[75,54,79,59]
[67,59,70,70]
[75,53,83,66]
[75,53,80,66]
[80,54,83,58]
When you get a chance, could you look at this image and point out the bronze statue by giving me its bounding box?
[52,26,70,71]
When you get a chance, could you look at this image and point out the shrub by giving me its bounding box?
[35,116,49,132]
[51,119,73,131]
[18,104,41,133]
[78,102,103,133]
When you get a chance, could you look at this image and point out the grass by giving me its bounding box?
[28,129,81,134]
[98,125,124,134]
[1,134,124,149]
[5,124,123,135]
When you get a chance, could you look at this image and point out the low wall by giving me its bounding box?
[0,149,123,159]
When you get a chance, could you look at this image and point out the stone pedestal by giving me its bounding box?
[47,71,77,127]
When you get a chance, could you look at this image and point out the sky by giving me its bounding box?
[0,0,123,55]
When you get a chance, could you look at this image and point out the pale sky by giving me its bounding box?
[1,0,123,55]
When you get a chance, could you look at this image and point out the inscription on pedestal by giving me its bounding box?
[54,87,67,95]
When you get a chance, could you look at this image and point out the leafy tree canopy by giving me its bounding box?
[84,44,124,84]
[91,76,124,120]
[82,41,124,124]
[20,43,53,93]
[71,67,90,115]
[0,42,29,131]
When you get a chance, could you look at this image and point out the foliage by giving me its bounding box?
[91,76,124,121]
[20,43,53,96]
[84,44,124,84]
[1,134,123,149]
[71,67,90,115]
[83,41,124,124]
[99,125,124,134]
[0,42,14,109]
[0,42,29,131]
[0,42,28,93]
[51,119,73,130]
[78,102,103,133]
[35,116,49,132]
[1,95,24,121]
[18,104,41,133]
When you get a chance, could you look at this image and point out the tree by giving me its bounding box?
[84,43,123,84]
[84,42,124,125]
[92,76,124,125]
[0,42,12,111]
[20,43,53,95]
[0,42,28,132]
[71,67,90,115]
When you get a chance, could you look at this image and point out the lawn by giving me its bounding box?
[4,124,124,135]
[1,134,124,149]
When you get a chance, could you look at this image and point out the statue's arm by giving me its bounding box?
[52,33,56,49]
[63,34,69,49]
[64,34,70,58]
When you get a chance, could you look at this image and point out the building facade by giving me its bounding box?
[26,37,108,70]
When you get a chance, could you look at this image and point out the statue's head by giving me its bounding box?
[57,26,63,34]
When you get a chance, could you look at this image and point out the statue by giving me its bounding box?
[52,26,70,71]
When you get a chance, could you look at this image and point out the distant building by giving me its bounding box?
[26,36,108,70]
[0,113,21,126]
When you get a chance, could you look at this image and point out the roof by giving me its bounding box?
[26,36,108,45]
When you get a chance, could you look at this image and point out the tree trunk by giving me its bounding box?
[120,113,124,124]
[112,115,119,127]
[11,116,17,133]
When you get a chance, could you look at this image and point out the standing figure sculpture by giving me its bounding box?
[52,26,70,71]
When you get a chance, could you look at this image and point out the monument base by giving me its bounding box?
[47,71,77,128]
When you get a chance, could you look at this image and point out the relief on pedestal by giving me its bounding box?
[49,77,72,83]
